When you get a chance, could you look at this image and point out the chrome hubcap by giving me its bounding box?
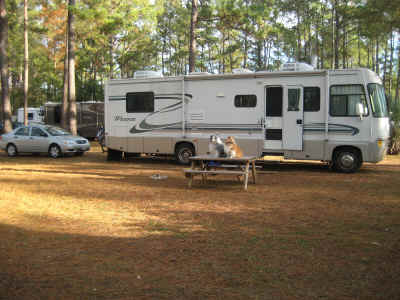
[50,147,59,157]
[8,146,16,156]
[340,154,354,169]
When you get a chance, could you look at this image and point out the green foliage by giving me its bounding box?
[1,0,400,116]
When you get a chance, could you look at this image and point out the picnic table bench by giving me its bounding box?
[183,155,257,190]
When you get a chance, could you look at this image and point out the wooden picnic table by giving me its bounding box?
[183,155,257,190]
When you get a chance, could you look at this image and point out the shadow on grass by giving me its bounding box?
[1,207,399,300]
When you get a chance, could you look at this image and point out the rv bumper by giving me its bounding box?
[368,138,388,163]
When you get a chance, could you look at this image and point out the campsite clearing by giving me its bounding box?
[0,143,399,299]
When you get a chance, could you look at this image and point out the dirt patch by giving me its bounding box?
[0,144,399,299]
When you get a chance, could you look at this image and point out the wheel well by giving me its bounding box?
[48,143,60,151]
[7,142,16,148]
[174,141,195,154]
[332,146,363,162]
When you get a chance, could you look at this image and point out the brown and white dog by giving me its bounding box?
[224,136,243,158]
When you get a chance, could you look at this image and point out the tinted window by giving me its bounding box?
[266,87,283,117]
[28,113,34,120]
[330,85,368,117]
[234,95,257,107]
[15,127,29,136]
[126,92,154,113]
[304,87,320,112]
[31,127,46,137]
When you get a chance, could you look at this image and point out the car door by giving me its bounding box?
[30,127,50,153]
[12,127,30,152]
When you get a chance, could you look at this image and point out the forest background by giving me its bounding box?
[0,0,400,132]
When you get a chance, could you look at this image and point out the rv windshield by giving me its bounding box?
[45,126,71,136]
[368,83,388,118]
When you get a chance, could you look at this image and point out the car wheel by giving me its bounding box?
[333,148,362,173]
[6,144,18,157]
[175,143,195,165]
[49,144,62,159]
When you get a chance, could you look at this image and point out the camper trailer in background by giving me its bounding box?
[104,66,390,173]
[43,101,104,139]
[17,107,44,124]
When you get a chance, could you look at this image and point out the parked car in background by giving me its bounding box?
[0,124,90,158]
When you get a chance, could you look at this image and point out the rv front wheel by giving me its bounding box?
[333,148,362,173]
[176,143,195,165]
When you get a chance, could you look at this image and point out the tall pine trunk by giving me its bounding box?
[334,0,340,69]
[395,44,400,103]
[61,30,68,130]
[68,0,77,135]
[23,0,29,126]
[0,0,12,133]
[188,0,198,73]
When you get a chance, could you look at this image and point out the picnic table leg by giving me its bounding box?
[200,161,207,184]
[251,161,257,184]
[188,173,193,188]
[244,162,250,190]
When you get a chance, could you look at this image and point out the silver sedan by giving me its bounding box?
[0,124,90,158]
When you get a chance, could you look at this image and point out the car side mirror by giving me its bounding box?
[41,133,48,137]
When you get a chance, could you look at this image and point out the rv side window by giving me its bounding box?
[28,113,34,120]
[304,87,320,112]
[234,95,257,108]
[126,92,154,113]
[330,85,368,117]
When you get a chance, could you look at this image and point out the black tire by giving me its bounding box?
[175,143,195,165]
[6,144,18,157]
[48,144,62,159]
[333,148,362,173]
[107,148,123,161]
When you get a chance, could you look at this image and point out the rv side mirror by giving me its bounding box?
[356,103,364,120]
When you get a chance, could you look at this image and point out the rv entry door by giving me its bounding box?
[283,85,303,151]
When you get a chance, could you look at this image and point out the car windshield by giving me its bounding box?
[368,83,388,118]
[44,126,71,136]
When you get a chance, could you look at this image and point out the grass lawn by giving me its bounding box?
[0,143,399,299]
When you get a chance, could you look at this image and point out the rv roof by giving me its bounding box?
[107,68,377,85]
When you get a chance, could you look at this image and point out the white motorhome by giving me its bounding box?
[104,66,390,172]
[17,107,44,124]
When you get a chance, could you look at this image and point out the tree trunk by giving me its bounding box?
[395,43,400,103]
[0,0,12,133]
[334,0,340,69]
[61,30,69,129]
[383,36,388,88]
[188,0,198,73]
[23,0,29,126]
[68,0,77,135]
[331,2,335,69]
[375,38,380,74]
[389,30,394,96]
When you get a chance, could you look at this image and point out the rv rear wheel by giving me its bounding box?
[333,148,362,173]
[107,148,123,161]
[176,143,195,165]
